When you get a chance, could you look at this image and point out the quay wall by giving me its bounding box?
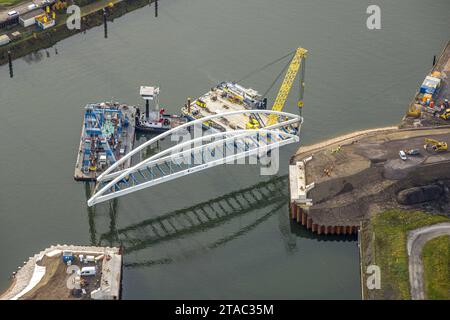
[289,158,450,236]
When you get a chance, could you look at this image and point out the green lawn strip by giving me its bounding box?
[422,235,450,299]
[0,0,24,7]
[371,210,450,299]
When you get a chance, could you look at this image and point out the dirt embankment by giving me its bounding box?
[291,128,450,229]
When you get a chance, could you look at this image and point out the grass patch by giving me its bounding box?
[422,235,450,299]
[370,210,450,299]
[0,0,26,7]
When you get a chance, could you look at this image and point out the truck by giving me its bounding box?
[78,266,96,277]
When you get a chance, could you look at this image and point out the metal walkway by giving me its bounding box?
[87,110,302,206]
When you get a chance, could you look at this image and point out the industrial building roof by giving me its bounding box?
[19,8,45,21]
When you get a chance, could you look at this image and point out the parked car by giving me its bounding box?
[399,150,407,161]
[7,10,19,17]
[406,149,420,156]
[28,4,38,10]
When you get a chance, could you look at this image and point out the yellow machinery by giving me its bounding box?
[245,47,307,129]
[424,138,448,152]
[196,99,206,108]
[246,115,260,129]
[440,108,450,120]
[406,105,421,118]
[266,47,308,126]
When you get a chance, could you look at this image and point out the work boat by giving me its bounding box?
[135,86,187,133]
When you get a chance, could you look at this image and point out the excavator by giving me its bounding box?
[424,138,448,152]
[246,47,308,129]
[440,108,450,120]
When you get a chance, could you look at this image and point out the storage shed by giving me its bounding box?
[19,9,45,28]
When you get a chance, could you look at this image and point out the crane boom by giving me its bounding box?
[266,47,308,126]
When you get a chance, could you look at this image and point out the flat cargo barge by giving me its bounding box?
[181,81,270,131]
[74,102,136,181]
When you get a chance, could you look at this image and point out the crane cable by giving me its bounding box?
[235,50,295,85]
[234,49,300,130]
[261,53,293,99]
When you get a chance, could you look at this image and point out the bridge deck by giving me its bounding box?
[88,110,302,206]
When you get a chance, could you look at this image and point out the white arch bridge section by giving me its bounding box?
[87,110,303,206]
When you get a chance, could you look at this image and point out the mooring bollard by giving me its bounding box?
[8,50,13,78]
[103,8,108,39]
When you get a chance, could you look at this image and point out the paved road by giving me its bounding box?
[407,222,450,300]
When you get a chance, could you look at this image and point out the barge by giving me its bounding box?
[74,102,136,181]
[181,81,269,131]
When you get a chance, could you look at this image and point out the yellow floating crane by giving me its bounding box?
[266,47,308,127]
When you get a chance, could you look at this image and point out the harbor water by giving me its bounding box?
[0,0,449,299]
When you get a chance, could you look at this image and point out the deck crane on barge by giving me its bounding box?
[88,50,308,205]
[246,47,308,129]
[180,47,307,133]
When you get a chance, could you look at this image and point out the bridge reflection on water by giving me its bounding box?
[85,175,356,269]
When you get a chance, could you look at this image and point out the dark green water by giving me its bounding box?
[0,0,449,299]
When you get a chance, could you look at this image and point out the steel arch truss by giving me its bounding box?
[87,110,302,206]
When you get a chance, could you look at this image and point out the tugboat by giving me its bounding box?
[135,86,187,133]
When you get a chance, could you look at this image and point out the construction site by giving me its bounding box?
[86,48,307,206]
[289,127,450,234]
[289,41,450,234]
[0,245,122,300]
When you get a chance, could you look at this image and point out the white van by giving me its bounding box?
[79,266,96,276]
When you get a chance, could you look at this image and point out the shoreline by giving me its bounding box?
[289,125,450,233]
[293,124,450,163]
[0,0,152,65]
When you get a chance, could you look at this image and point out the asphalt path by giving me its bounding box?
[407,222,450,300]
